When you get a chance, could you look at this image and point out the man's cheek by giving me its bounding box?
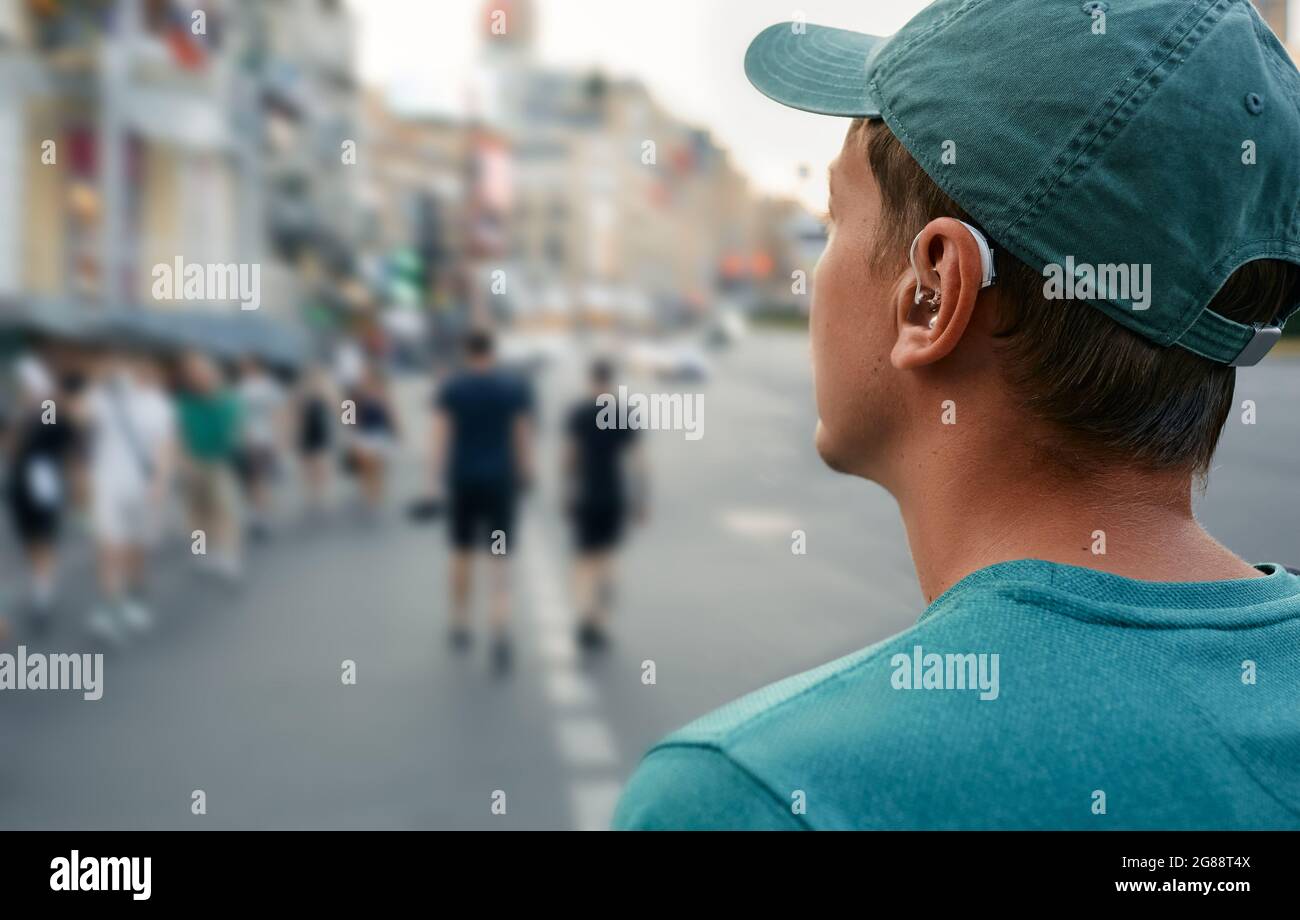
[809,248,838,332]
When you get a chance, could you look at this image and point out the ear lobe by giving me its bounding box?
[890,218,985,371]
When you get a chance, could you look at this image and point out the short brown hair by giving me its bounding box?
[853,119,1300,476]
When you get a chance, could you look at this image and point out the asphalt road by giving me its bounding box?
[1,330,1297,829]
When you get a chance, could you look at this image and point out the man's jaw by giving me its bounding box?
[814,418,879,480]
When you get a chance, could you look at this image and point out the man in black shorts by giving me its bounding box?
[431,330,534,673]
[564,359,647,650]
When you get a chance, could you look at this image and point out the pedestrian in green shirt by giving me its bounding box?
[178,385,241,463]
[616,0,1300,830]
[177,351,244,581]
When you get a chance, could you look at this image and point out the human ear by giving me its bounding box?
[890,217,986,370]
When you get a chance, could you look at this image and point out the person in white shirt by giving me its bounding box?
[235,356,287,540]
[85,348,176,643]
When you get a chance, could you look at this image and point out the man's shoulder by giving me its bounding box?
[614,631,938,830]
[660,642,897,750]
[567,398,599,427]
[440,369,525,401]
[613,585,1089,831]
[437,372,468,398]
[656,586,1029,751]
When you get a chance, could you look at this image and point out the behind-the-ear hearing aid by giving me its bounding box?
[908,221,998,323]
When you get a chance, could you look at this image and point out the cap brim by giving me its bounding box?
[744,22,886,118]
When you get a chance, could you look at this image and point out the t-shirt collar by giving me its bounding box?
[920,559,1300,629]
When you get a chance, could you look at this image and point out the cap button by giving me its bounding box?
[1245,92,1265,115]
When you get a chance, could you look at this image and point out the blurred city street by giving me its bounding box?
[1,0,1298,839]
[3,330,1297,831]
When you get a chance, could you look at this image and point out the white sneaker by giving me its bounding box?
[86,607,125,646]
[118,599,154,633]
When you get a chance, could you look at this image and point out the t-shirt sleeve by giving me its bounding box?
[434,376,460,415]
[515,379,536,417]
[612,745,806,831]
[566,403,587,438]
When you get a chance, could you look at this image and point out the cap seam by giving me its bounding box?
[1209,239,1300,281]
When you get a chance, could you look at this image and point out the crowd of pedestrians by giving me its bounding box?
[0,341,364,644]
[2,329,650,674]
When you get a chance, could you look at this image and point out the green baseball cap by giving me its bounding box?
[745,0,1300,365]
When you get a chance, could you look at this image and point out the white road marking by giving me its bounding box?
[570,779,624,833]
[719,508,799,538]
[539,632,578,666]
[543,667,599,708]
[554,716,620,767]
[522,516,625,830]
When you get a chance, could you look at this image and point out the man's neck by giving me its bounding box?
[887,435,1261,605]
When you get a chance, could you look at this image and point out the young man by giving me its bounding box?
[563,359,648,650]
[85,348,176,642]
[615,0,1300,829]
[431,330,534,674]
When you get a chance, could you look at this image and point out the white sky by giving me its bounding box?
[348,0,931,210]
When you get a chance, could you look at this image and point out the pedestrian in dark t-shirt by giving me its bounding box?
[431,329,534,674]
[564,359,647,650]
[3,354,78,628]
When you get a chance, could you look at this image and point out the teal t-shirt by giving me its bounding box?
[613,560,1300,830]
[178,390,242,461]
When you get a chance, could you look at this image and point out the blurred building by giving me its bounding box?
[360,87,530,360]
[750,197,825,319]
[361,93,468,306]
[257,0,362,305]
[0,0,361,324]
[1,0,246,305]
[478,0,770,329]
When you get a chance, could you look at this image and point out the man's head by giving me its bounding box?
[98,345,150,383]
[239,355,264,379]
[589,357,615,394]
[125,350,164,388]
[811,118,1300,484]
[746,1,1300,490]
[182,351,221,394]
[463,328,495,369]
